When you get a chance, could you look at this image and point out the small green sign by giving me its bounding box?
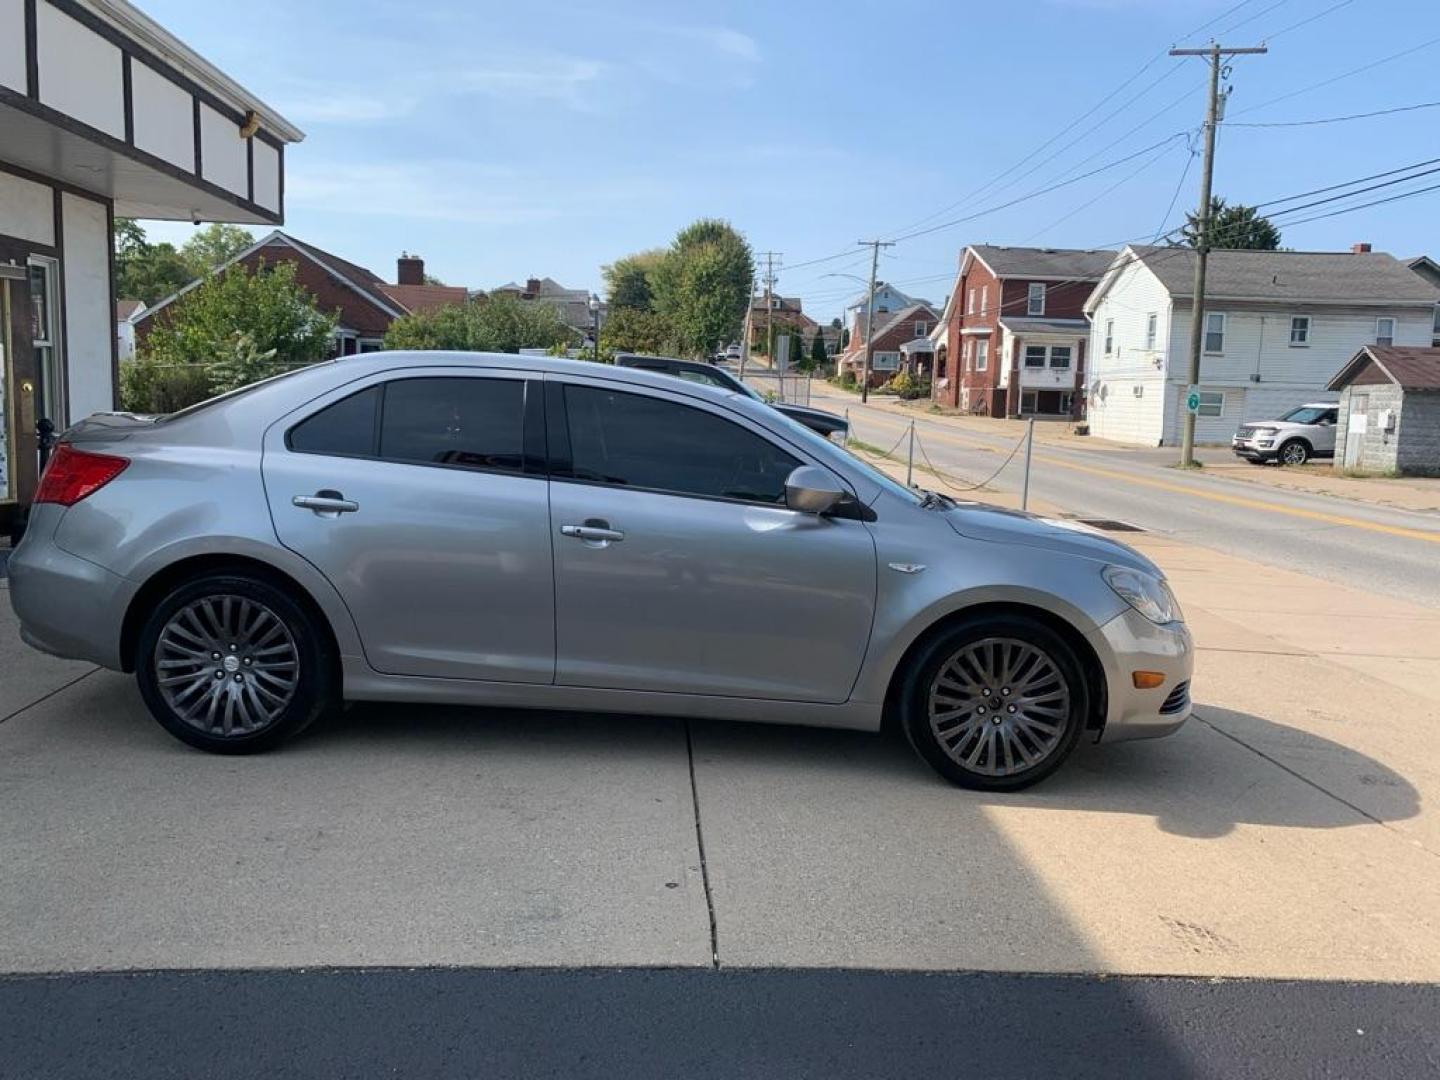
[1185,387,1202,414]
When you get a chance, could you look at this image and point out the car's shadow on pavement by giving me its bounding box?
[300,697,1419,841]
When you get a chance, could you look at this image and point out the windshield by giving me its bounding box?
[1278,406,1331,424]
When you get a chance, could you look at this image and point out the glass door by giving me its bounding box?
[1,277,12,504]
[28,257,64,430]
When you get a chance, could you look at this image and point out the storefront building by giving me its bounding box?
[0,0,301,532]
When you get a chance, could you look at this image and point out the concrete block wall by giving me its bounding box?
[1397,391,1440,475]
[1335,385,1404,473]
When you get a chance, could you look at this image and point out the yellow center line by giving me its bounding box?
[838,399,1440,546]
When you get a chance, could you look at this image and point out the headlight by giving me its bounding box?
[1103,565,1182,624]
[828,428,849,445]
[1253,426,1279,435]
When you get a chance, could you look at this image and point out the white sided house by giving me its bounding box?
[0,0,301,531]
[1083,244,1440,446]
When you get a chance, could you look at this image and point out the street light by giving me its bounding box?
[822,272,871,399]
[588,293,602,363]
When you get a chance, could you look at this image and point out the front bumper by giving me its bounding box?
[1085,606,1194,742]
[1232,436,1276,461]
[7,509,132,670]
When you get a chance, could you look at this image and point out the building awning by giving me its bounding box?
[998,317,1089,336]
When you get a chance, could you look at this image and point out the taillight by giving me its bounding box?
[33,444,130,506]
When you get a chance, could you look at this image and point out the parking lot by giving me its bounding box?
[4,520,1439,986]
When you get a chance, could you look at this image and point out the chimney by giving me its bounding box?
[1351,242,1372,254]
[397,252,425,285]
[525,277,541,297]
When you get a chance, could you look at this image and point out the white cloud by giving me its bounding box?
[280,92,418,125]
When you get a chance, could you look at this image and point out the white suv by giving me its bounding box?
[1232,403,1339,466]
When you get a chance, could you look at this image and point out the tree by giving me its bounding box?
[141,259,337,381]
[811,329,828,367]
[114,217,193,307]
[1181,197,1281,251]
[650,219,754,357]
[384,294,576,353]
[602,249,666,312]
[179,223,255,276]
[600,306,673,356]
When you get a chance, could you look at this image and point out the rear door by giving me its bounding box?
[262,368,555,683]
[546,376,876,703]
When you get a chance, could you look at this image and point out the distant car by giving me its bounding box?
[1232,403,1338,466]
[614,354,849,442]
[724,344,742,361]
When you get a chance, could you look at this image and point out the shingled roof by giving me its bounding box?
[969,245,1116,280]
[1124,245,1440,304]
[1328,346,1440,392]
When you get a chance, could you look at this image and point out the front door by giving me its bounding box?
[263,369,556,683]
[546,378,876,703]
[1344,393,1368,469]
[0,263,40,518]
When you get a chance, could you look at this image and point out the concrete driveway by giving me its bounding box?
[3,538,1439,984]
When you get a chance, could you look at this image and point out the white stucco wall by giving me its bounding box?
[200,102,248,197]
[131,60,196,172]
[251,138,279,213]
[0,171,55,246]
[0,0,25,92]
[60,192,114,421]
[36,2,125,140]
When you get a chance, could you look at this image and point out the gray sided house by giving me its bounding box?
[1328,346,1440,475]
[1084,244,1440,446]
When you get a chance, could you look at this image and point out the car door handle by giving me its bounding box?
[293,492,359,515]
[560,524,625,543]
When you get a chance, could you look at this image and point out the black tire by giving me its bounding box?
[900,614,1088,792]
[1278,439,1310,466]
[135,572,335,754]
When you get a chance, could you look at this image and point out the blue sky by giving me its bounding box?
[138,0,1440,322]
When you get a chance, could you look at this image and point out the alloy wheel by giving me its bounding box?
[927,637,1072,777]
[1281,442,1308,465]
[153,595,300,737]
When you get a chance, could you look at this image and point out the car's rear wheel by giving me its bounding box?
[900,614,1087,791]
[1278,439,1310,466]
[136,573,334,754]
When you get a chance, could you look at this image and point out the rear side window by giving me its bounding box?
[288,377,526,474]
[288,386,380,456]
[561,385,798,503]
[379,378,525,472]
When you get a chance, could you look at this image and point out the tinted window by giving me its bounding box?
[380,377,525,473]
[289,386,380,456]
[563,386,799,503]
[675,369,731,389]
[1279,406,1328,425]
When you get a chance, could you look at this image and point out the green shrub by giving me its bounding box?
[118,355,214,413]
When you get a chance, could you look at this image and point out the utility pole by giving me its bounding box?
[753,251,781,375]
[858,238,895,404]
[1169,41,1266,467]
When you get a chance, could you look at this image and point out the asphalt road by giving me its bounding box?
[811,385,1440,608]
[4,967,1437,1080]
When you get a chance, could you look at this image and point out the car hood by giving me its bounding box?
[943,502,1163,576]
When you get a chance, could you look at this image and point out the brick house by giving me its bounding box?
[837,301,940,387]
[749,294,820,341]
[134,231,468,355]
[933,245,1113,417]
[488,276,598,337]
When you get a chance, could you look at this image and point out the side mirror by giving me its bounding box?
[785,465,847,515]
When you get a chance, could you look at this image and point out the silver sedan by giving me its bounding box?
[8,353,1192,790]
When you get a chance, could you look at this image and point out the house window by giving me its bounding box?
[1197,390,1224,418]
[1024,345,1047,368]
[1144,313,1157,350]
[1049,346,1072,369]
[1433,304,1440,346]
[1027,283,1045,316]
[28,257,64,426]
[1203,312,1226,354]
[1289,315,1310,346]
[1104,319,1114,356]
[981,286,989,315]
[967,289,976,315]
[975,339,988,371]
[915,320,928,337]
[1375,317,1395,346]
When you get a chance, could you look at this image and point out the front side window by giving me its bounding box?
[1104,319,1114,355]
[1024,345,1047,368]
[1027,283,1045,316]
[975,339,988,371]
[1279,406,1329,425]
[1198,390,1224,418]
[1204,312,1226,353]
[1145,313,1157,350]
[1289,315,1310,345]
[562,386,799,504]
[1049,346,1072,369]
[1375,317,1395,346]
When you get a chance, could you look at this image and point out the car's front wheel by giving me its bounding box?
[135,573,334,754]
[900,614,1088,791]
[1278,439,1310,466]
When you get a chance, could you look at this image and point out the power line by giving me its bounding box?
[1214,0,1293,37]
[1230,33,1440,117]
[1154,138,1199,240]
[1262,0,1358,41]
[1225,100,1440,127]
[1024,139,1183,243]
[1276,178,1440,228]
